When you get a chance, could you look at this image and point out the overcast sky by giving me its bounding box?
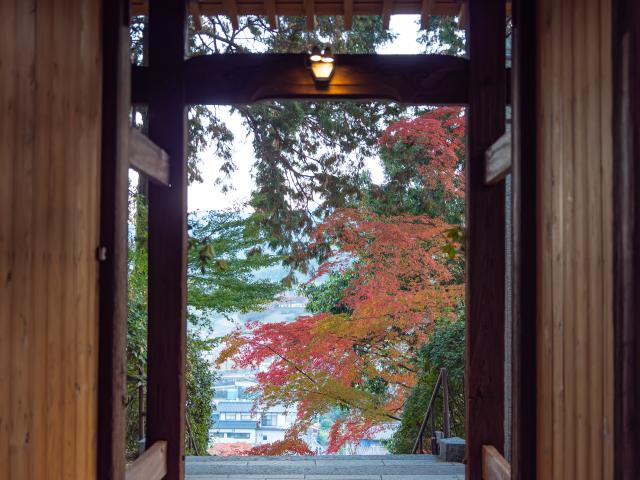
[187,15,423,213]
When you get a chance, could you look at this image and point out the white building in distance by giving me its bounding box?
[210,401,296,445]
[210,369,299,447]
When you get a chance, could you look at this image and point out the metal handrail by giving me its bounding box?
[411,367,451,454]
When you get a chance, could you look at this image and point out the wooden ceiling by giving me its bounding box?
[130,0,467,30]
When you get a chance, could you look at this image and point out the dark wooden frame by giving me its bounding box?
[465,0,507,477]
[98,0,640,478]
[98,0,131,479]
[110,3,511,479]
[613,0,640,477]
[509,0,537,478]
[145,1,188,480]
[132,54,515,106]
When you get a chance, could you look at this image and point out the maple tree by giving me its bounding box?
[206,434,314,456]
[218,108,466,453]
[246,433,315,456]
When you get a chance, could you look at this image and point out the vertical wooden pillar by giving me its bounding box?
[98,0,130,478]
[613,0,640,477]
[146,1,187,479]
[510,0,537,478]
[465,0,506,477]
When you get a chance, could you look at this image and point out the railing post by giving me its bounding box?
[431,397,436,436]
[412,369,444,454]
[430,399,437,453]
[442,368,451,438]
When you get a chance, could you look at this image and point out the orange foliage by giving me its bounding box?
[218,209,463,451]
[217,108,465,452]
[378,106,465,198]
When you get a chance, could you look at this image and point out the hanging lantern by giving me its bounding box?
[308,46,335,87]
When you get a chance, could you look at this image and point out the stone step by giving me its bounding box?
[187,476,464,480]
[185,454,464,480]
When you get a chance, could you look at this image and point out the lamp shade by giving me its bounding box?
[310,61,334,82]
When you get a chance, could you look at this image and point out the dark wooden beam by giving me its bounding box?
[304,0,315,29]
[485,131,511,185]
[343,0,353,29]
[188,0,202,31]
[265,0,278,29]
[129,128,170,186]
[146,0,187,479]
[185,53,468,104]
[613,0,640,478]
[458,1,467,29]
[510,0,537,477]
[98,0,130,478]
[465,0,506,478]
[420,0,434,30]
[132,54,470,105]
[224,0,239,29]
[382,0,392,29]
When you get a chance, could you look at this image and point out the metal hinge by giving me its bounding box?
[97,246,108,262]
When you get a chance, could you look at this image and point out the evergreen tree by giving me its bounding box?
[126,202,285,458]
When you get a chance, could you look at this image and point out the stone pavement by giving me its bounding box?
[186,454,465,479]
